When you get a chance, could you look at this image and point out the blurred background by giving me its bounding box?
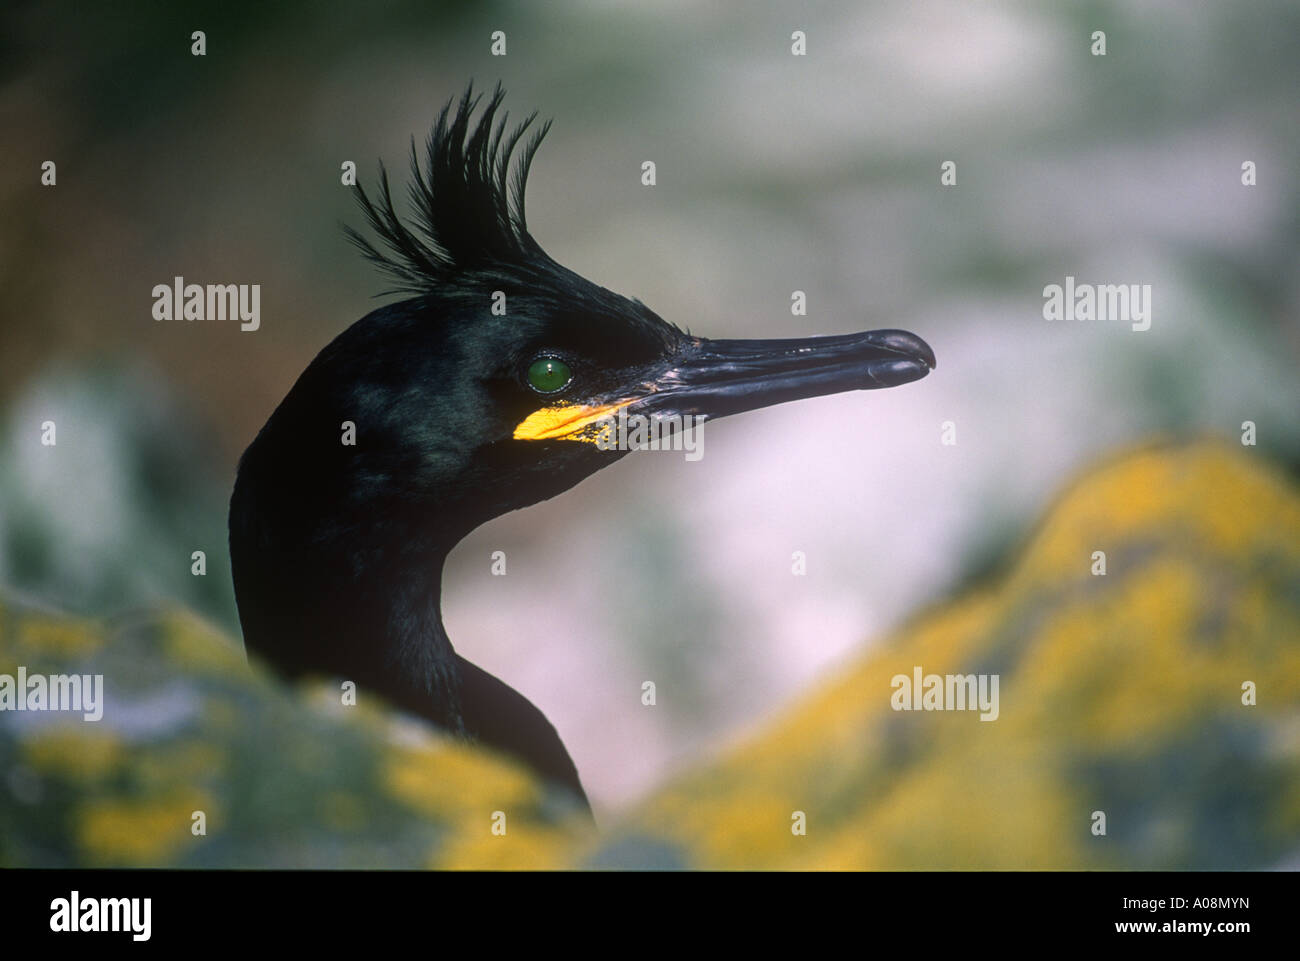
[2,0,1298,834]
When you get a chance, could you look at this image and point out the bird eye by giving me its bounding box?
[526,356,572,394]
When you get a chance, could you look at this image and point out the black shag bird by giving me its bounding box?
[229,84,934,815]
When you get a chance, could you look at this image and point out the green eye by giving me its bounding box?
[526,356,572,394]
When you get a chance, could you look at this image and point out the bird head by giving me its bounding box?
[229,81,936,754]
[304,84,935,540]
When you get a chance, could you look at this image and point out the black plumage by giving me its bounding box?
[229,84,934,816]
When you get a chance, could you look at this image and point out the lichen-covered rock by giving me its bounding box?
[590,442,1300,869]
[3,441,1297,869]
[0,606,587,868]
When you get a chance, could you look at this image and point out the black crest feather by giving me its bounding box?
[345,83,554,296]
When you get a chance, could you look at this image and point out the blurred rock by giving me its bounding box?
[0,603,587,868]
[2,441,1296,868]
[591,441,1300,868]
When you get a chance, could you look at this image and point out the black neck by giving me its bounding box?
[231,503,591,810]
[359,553,466,735]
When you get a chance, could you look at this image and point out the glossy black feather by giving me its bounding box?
[343,83,555,296]
[230,86,678,818]
[229,82,931,824]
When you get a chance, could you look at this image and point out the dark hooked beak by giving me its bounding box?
[630,328,935,422]
[512,328,934,443]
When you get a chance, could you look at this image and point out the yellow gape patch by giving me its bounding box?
[513,400,635,443]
